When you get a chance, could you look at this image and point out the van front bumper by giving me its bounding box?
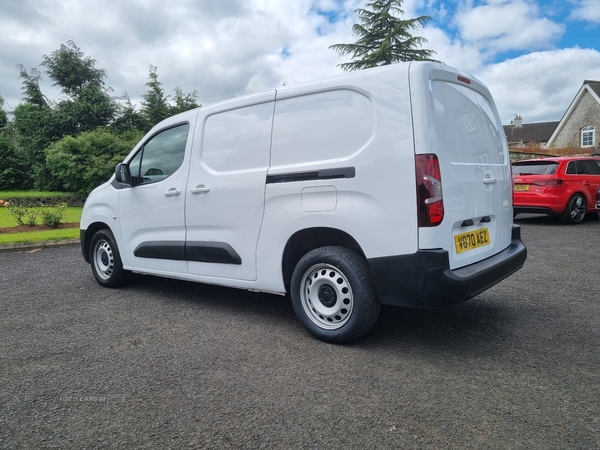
[368,225,527,308]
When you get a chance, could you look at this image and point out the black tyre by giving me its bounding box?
[290,246,380,344]
[89,229,129,287]
[560,193,586,224]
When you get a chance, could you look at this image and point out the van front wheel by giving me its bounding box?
[90,229,129,288]
[290,246,380,344]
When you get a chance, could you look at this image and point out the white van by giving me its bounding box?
[80,62,526,343]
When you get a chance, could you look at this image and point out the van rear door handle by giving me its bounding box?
[483,177,497,185]
[191,185,210,195]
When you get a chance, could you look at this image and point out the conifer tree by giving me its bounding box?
[329,0,437,71]
[140,65,171,128]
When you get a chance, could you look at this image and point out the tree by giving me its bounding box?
[41,40,107,97]
[16,66,47,107]
[12,42,118,189]
[0,134,27,190]
[0,93,8,130]
[329,0,437,71]
[41,41,117,133]
[170,86,200,116]
[11,66,57,188]
[111,95,148,134]
[141,65,171,128]
[139,66,200,131]
[7,43,201,191]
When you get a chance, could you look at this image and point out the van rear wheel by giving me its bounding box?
[290,246,380,344]
[90,229,129,288]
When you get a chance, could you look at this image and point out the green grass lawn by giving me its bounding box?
[0,190,78,199]
[0,228,80,245]
[0,206,82,245]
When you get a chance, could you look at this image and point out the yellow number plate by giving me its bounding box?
[454,228,491,254]
[514,184,529,191]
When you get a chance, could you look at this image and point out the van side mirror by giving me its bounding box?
[115,163,132,185]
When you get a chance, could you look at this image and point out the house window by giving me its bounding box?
[581,125,595,147]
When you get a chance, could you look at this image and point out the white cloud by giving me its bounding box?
[477,48,600,123]
[455,0,565,58]
[570,0,600,23]
[0,0,597,128]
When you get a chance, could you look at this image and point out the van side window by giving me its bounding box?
[271,90,373,166]
[202,103,274,172]
[131,124,190,184]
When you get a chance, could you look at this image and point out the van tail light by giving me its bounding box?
[416,154,444,227]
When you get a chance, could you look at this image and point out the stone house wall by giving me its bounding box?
[551,90,600,148]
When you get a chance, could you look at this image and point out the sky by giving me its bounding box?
[0,0,599,125]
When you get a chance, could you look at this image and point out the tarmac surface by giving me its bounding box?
[1,214,598,448]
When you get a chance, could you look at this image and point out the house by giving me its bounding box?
[546,80,600,155]
[503,115,559,148]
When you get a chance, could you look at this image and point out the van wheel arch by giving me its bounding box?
[89,228,130,287]
[282,227,366,290]
[82,222,114,263]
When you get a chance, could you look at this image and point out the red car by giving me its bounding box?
[512,156,600,224]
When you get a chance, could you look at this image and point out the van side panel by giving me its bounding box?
[256,68,416,292]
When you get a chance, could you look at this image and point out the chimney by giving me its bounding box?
[514,115,523,128]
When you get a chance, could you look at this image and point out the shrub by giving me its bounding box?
[4,201,40,226]
[4,201,28,226]
[2,201,67,228]
[40,203,67,228]
[23,208,39,226]
[45,128,143,194]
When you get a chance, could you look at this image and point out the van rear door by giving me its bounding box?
[410,63,513,270]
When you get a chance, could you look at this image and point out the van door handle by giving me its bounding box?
[191,185,210,195]
[483,177,497,185]
[164,188,181,197]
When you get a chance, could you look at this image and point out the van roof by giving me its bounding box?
[197,61,423,109]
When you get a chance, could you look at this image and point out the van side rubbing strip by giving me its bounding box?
[134,241,186,261]
[266,167,355,184]
[186,242,242,265]
[133,241,242,265]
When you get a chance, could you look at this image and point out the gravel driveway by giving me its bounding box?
[1,215,598,449]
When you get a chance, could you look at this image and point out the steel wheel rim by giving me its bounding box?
[300,263,353,330]
[571,196,586,222]
[93,239,114,280]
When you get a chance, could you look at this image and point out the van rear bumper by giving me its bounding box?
[368,225,527,308]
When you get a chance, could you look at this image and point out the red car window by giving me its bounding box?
[513,162,558,175]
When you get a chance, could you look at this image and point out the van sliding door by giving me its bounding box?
[185,91,276,281]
